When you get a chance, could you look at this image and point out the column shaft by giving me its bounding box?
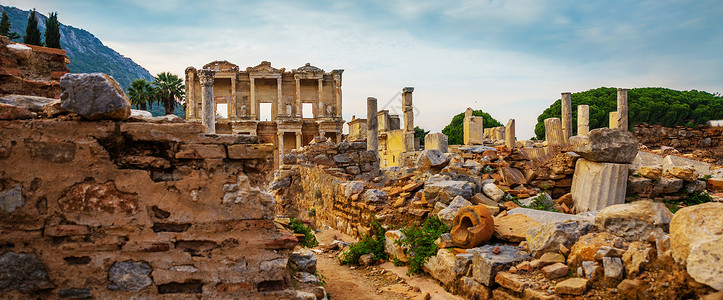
[616,88,628,131]
[318,79,324,117]
[561,92,572,141]
[277,77,283,118]
[199,69,216,134]
[295,132,302,149]
[367,97,379,151]
[250,77,256,120]
[544,118,565,147]
[577,105,589,136]
[505,119,516,149]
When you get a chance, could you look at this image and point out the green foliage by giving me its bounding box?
[153,72,185,116]
[414,126,429,145]
[521,194,558,212]
[23,9,41,46]
[534,87,723,139]
[43,12,60,49]
[288,217,318,248]
[396,216,450,274]
[0,11,19,40]
[127,79,156,111]
[442,110,502,145]
[664,191,714,213]
[313,271,327,286]
[339,220,387,266]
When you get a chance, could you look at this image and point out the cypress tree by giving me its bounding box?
[23,9,42,46]
[0,11,20,40]
[44,12,61,49]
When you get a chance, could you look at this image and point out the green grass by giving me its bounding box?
[664,190,714,213]
[395,216,450,274]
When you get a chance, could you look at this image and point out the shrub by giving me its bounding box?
[396,216,450,274]
[289,217,318,248]
[339,220,387,265]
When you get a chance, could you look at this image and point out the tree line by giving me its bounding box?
[0,8,61,49]
[127,73,185,116]
[534,87,723,139]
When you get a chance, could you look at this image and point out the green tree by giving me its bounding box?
[442,109,502,145]
[533,87,723,139]
[0,11,20,40]
[152,72,185,115]
[23,9,42,46]
[414,126,429,145]
[44,12,61,49]
[127,79,156,111]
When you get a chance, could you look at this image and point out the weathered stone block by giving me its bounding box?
[571,159,628,212]
[554,278,588,296]
[569,128,638,163]
[493,214,541,243]
[670,202,723,265]
[0,184,24,213]
[595,200,673,241]
[526,220,594,258]
[425,132,449,153]
[424,180,473,205]
[176,143,226,159]
[227,143,274,159]
[60,73,131,120]
[0,252,54,293]
[470,244,531,286]
[422,249,457,286]
[437,196,473,226]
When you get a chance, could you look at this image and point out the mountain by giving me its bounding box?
[0,5,153,89]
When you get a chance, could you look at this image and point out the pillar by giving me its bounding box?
[295,77,301,118]
[571,158,628,212]
[402,87,414,132]
[295,131,302,149]
[367,97,378,151]
[277,77,283,118]
[277,132,285,157]
[198,69,216,134]
[186,72,195,119]
[616,88,628,131]
[577,105,589,136]
[317,79,324,117]
[505,119,515,149]
[229,77,237,119]
[463,107,483,145]
[561,92,572,141]
[609,111,619,129]
[495,126,505,140]
[544,118,564,147]
[250,77,256,120]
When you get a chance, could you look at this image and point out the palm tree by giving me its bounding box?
[127,79,155,111]
[153,72,184,115]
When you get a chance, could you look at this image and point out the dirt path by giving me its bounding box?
[313,227,463,300]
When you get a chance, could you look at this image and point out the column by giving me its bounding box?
[616,88,628,131]
[577,105,589,136]
[187,72,195,119]
[402,87,414,132]
[198,69,216,134]
[277,132,285,157]
[295,131,302,149]
[336,132,342,143]
[335,80,342,117]
[367,97,378,151]
[277,77,283,118]
[561,92,572,141]
[505,119,516,149]
[295,77,301,118]
[317,79,324,117]
[250,77,256,120]
[609,111,619,129]
[229,77,236,119]
[544,117,565,147]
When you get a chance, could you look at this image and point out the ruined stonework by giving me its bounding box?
[0,119,300,299]
[185,61,345,168]
[0,36,69,98]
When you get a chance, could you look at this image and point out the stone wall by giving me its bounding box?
[0,36,68,98]
[634,123,723,164]
[0,119,300,298]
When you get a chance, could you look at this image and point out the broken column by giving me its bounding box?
[544,118,565,147]
[493,126,505,140]
[569,128,639,212]
[463,107,483,145]
[403,87,415,152]
[616,88,628,131]
[505,119,515,149]
[561,92,572,141]
[425,132,448,153]
[609,111,619,129]
[367,97,378,151]
[577,105,589,136]
[198,68,216,134]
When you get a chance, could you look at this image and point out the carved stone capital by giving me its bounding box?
[198,69,216,87]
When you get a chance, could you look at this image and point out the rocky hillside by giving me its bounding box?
[1,5,154,88]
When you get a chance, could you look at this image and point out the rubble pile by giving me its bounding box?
[634,123,723,164]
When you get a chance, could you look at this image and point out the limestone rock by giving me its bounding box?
[539,252,566,266]
[384,230,408,262]
[627,176,652,195]
[60,73,131,120]
[666,166,698,182]
[542,262,568,279]
[0,94,57,112]
[663,155,710,178]
[358,253,374,266]
[0,252,54,293]
[621,242,652,278]
[482,183,505,201]
[0,103,34,120]
[581,261,601,281]
[567,232,619,267]
[495,271,529,293]
[669,202,723,265]
[617,279,644,300]
[130,109,152,118]
[554,278,588,296]
[344,181,365,197]
[0,184,24,213]
[493,214,541,243]
[526,220,595,258]
[652,176,684,194]
[363,189,387,203]
[288,248,317,273]
[470,244,531,286]
[416,149,449,170]
[593,246,625,261]
[571,159,628,212]
[686,235,723,291]
[636,165,662,180]
[507,207,593,224]
[451,205,494,248]
[424,180,473,205]
[569,128,638,163]
[108,261,153,291]
[422,249,457,286]
[595,200,673,241]
[437,196,473,226]
[454,253,474,277]
[602,257,623,280]
[500,166,527,186]
[519,193,553,208]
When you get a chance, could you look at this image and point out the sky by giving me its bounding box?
[4,0,723,138]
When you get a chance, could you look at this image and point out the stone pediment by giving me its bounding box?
[203,60,239,71]
[296,63,324,74]
[247,61,285,74]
